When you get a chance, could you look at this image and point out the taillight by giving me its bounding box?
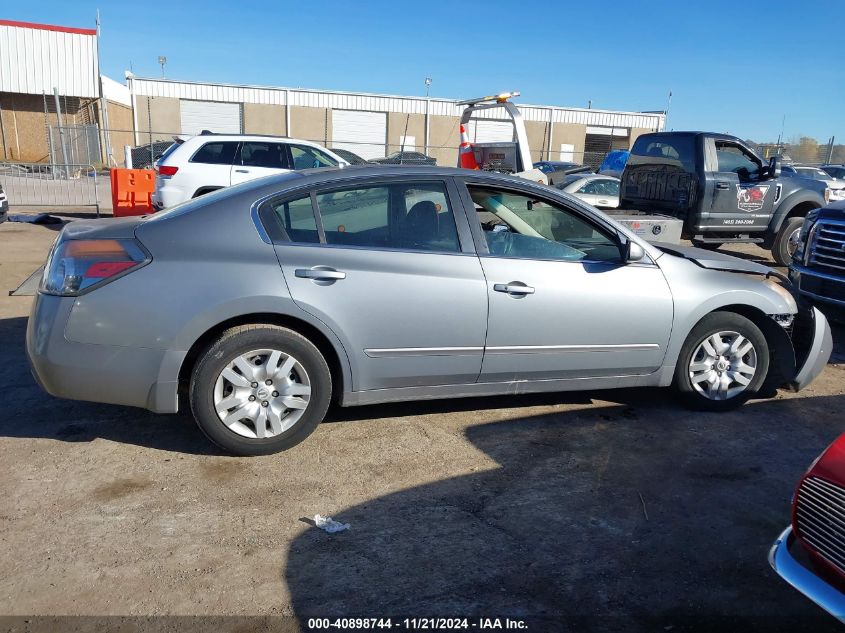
[40,239,149,296]
[157,165,178,176]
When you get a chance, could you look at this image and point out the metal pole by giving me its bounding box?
[827,136,835,164]
[95,10,111,166]
[0,98,7,160]
[285,89,291,137]
[53,88,70,178]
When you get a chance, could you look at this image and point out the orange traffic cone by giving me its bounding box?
[459,124,480,170]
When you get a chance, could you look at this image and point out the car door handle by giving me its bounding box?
[716,182,730,190]
[598,199,609,205]
[493,282,535,295]
[295,267,346,281]
[235,169,250,173]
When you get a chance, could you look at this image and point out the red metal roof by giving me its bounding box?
[0,19,96,36]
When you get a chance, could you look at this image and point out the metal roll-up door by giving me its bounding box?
[331,110,387,159]
[180,100,243,135]
[468,120,514,143]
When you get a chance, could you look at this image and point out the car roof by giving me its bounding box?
[185,133,325,146]
[235,164,564,201]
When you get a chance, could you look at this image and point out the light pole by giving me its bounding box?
[158,56,167,78]
[665,90,672,130]
[424,77,432,97]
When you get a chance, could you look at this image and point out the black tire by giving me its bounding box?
[189,325,331,456]
[673,312,770,411]
[772,216,804,267]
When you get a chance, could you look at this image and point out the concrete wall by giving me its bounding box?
[427,114,460,167]
[291,106,327,144]
[103,100,135,167]
[0,92,68,162]
[629,127,654,147]
[387,112,425,154]
[134,95,181,141]
[243,103,286,137]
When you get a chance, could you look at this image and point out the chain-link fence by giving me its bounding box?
[98,126,619,175]
[48,124,101,167]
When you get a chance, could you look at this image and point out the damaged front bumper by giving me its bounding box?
[787,305,833,391]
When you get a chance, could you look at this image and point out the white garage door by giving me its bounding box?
[180,100,242,135]
[468,120,514,143]
[332,110,387,159]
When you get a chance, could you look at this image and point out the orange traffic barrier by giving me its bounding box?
[111,169,155,216]
[459,124,480,170]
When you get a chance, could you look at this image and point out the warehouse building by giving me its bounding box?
[127,76,665,168]
[0,18,131,165]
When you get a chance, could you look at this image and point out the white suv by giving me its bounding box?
[151,134,348,209]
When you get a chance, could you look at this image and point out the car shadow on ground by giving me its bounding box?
[285,392,845,632]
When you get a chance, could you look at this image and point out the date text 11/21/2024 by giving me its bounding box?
[306,618,529,630]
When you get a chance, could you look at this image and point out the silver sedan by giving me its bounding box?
[557,174,620,209]
[27,166,832,455]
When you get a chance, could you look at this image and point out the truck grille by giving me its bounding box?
[794,476,845,575]
[809,221,845,274]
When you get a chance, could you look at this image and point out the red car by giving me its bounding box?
[770,433,845,621]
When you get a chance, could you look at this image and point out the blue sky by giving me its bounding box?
[10,0,844,143]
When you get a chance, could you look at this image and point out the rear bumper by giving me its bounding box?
[769,526,845,622]
[26,293,183,413]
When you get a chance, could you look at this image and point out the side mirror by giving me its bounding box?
[626,241,646,263]
[769,155,782,179]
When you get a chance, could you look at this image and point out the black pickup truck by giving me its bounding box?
[620,132,829,265]
[790,202,845,321]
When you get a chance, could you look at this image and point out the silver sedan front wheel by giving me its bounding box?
[213,348,312,439]
[689,331,757,401]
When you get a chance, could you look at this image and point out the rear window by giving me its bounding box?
[629,135,695,172]
[190,141,239,165]
[155,142,181,164]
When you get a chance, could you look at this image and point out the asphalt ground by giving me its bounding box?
[0,215,843,632]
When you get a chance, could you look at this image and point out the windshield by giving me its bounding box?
[795,167,829,180]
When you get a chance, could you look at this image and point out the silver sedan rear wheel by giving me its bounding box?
[213,348,311,439]
[689,331,757,401]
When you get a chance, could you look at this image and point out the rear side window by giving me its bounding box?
[290,145,338,170]
[190,141,238,165]
[239,142,289,169]
[270,195,320,244]
[314,181,460,253]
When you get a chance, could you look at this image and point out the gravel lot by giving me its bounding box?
[0,216,843,632]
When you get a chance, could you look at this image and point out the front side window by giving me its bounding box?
[190,141,239,165]
[314,181,460,253]
[290,145,338,170]
[239,142,288,169]
[469,186,621,263]
[715,143,761,182]
[269,195,320,244]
